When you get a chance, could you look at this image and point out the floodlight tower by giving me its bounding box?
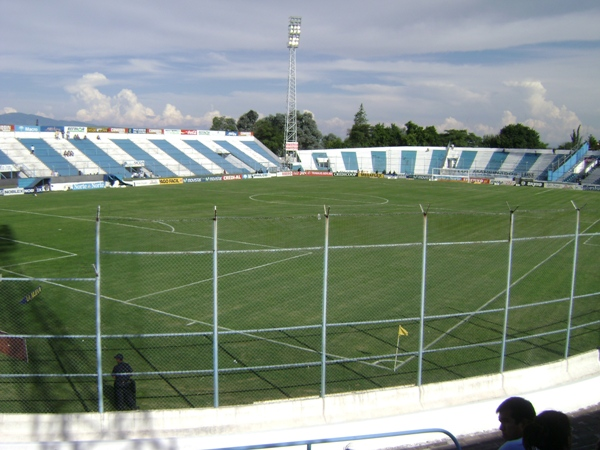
[284,16,301,167]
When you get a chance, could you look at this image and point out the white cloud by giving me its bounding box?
[2,107,17,114]
[502,110,518,126]
[64,73,212,127]
[503,81,582,144]
[437,117,466,132]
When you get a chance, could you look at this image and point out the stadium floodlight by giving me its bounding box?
[284,16,301,167]
[287,17,301,48]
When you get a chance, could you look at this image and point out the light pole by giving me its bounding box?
[284,16,301,168]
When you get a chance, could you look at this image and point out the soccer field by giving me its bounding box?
[1,176,599,413]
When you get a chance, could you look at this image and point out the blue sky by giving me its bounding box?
[1,0,599,146]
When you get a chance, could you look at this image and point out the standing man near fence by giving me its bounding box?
[111,353,138,410]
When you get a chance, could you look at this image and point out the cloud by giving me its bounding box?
[502,110,518,126]
[2,107,17,114]
[504,81,582,144]
[437,117,466,132]
[64,73,212,127]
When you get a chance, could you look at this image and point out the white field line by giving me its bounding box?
[0,236,78,269]
[125,252,313,303]
[0,208,280,249]
[1,255,376,369]
[393,216,600,371]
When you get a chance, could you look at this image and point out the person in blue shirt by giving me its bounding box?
[496,397,536,450]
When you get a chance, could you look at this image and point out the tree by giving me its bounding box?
[346,104,372,148]
[236,110,259,132]
[588,134,599,150]
[353,103,368,127]
[253,113,286,155]
[439,129,482,147]
[297,111,322,150]
[211,116,237,132]
[322,133,344,149]
[491,124,547,149]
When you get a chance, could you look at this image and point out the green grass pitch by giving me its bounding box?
[0,176,599,412]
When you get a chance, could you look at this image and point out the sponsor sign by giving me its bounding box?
[518,180,544,187]
[163,129,181,135]
[65,126,86,133]
[0,125,14,131]
[132,179,160,187]
[285,142,298,151]
[544,182,582,190]
[129,128,146,134]
[159,177,183,185]
[123,160,145,167]
[225,131,238,136]
[469,178,490,185]
[87,127,109,133]
[277,171,293,177]
[181,129,197,135]
[223,174,242,181]
[147,128,163,134]
[583,185,600,191]
[334,171,357,177]
[292,171,334,177]
[20,286,42,304]
[0,164,18,172]
[0,188,24,196]
[238,131,253,136]
[197,130,210,135]
[251,173,269,178]
[71,182,105,191]
[210,130,226,136]
[15,125,40,132]
[40,126,62,132]
[184,176,223,183]
[109,127,127,133]
[358,173,384,178]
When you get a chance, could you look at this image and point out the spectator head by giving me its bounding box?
[523,410,571,450]
[496,397,536,441]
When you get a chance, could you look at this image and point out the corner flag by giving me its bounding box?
[398,325,409,337]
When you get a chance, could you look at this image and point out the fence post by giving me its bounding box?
[500,205,518,373]
[417,205,429,387]
[320,206,330,398]
[213,206,219,407]
[565,201,581,359]
[95,206,104,413]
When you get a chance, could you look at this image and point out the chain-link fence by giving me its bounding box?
[1,207,598,413]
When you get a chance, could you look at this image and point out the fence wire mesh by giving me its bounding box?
[0,208,598,413]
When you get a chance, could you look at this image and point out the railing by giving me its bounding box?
[211,428,462,450]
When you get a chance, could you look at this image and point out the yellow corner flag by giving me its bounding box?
[398,325,409,337]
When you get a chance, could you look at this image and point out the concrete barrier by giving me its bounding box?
[0,350,598,449]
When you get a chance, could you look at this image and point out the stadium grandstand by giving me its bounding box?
[0,124,599,193]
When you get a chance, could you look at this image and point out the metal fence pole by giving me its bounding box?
[565,201,581,359]
[213,206,219,407]
[320,206,330,398]
[500,206,517,373]
[417,205,429,387]
[95,206,104,413]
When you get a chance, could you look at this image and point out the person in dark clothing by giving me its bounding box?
[111,353,137,410]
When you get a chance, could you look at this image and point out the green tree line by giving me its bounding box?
[211,104,599,156]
